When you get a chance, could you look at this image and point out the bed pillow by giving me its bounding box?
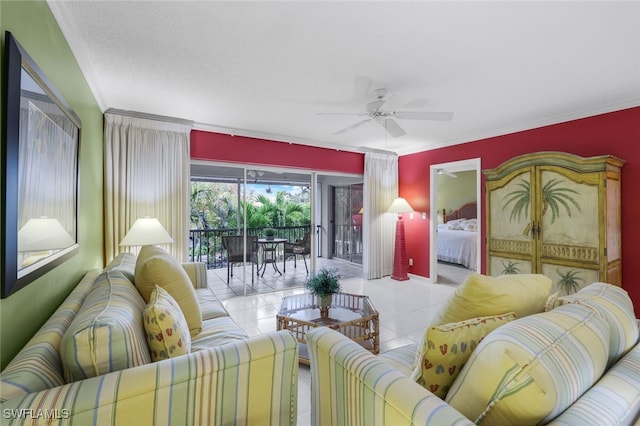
[446,219,466,230]
[445,303,610,425]
[135,245,202,337]
[433,272,552,326]
[411,312,516,398]
[143,285,191,361]
[461,219,478,232]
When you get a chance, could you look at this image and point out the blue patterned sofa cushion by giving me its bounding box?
[60,269,151,382]
[190,317,249,351]
[104,252,136,282]
[446,303,610,424]
[549,341,640,425]
[557,282,639,366]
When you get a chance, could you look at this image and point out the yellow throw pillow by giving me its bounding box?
[434,273,552,325]
[135,244,168,277]
[135,245,203,337]
[144,285,191,361]
[411,313,516,398]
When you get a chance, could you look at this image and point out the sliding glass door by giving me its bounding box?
[332,183,363,264]
[190,162,314,295]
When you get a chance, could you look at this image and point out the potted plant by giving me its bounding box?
[305,267,341,309]
[264,228,277,240]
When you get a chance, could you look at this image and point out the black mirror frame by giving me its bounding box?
[2,31,81,298]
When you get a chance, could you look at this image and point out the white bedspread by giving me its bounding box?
[437,229,478,270]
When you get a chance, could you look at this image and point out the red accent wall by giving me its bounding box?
[191,130,364,174]
[399,106,640,312]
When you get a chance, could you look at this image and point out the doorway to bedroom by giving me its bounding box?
[429,158,481,285]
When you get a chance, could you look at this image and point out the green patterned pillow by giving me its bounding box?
[144,285,191,361]
[411,312,516,398]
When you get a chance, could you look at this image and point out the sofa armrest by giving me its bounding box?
[0,331,298,425]
[181,262,208,288]
[548,340,640,425]
[306,327,473,426]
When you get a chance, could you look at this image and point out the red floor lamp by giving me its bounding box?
[388,197,414,281]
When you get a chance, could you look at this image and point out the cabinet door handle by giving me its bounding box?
[532,222,541,239]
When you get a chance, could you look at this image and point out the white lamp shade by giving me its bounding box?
[120,217,173,246]
[18,217,75,251]
[387,197,414,214]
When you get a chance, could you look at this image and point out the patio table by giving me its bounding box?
[257,238,287,276]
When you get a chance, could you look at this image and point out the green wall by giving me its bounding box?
[0,1,104,369]
[437,170,477,221]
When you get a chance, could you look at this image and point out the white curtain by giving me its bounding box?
[362,151,398,279]
[17,97,79,266]
[104,113,191,262]
[18,97,78,236]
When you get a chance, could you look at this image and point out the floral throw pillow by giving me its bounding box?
[411,312,516,398]
[143,285,191,361]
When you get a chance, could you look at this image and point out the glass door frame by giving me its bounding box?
[191,160,316,295]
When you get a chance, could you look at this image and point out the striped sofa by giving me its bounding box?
[307,282,640,426]
[0,253,298,425]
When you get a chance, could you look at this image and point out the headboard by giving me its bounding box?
[442,202,477,222]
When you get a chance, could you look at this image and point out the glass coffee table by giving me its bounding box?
[276,292,379,364]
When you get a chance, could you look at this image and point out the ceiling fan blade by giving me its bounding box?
[375,117,406,138]
[437,169,458,178]
[402,98,429,108]
[366,99,385,113]
[392,111,454,121]
[317,112,367,116]
[333,118,372,135]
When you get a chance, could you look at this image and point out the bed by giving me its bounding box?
[437,202,478,270]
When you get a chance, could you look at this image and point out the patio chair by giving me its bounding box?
[284,232,310,273]
[221,235,259,285]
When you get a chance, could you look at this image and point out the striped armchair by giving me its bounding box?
[307,282,640,426]
[306,327,473,426]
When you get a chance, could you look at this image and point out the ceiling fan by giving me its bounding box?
[437,168,458,178]
[319,88,453,138]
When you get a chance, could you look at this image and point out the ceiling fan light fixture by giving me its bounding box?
[320,81,453,139]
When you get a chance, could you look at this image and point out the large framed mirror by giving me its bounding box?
[2,31,81,298]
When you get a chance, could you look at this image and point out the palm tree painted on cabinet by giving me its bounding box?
[556,269,585,295]
[500,260,521,275]
[503,177,581,234]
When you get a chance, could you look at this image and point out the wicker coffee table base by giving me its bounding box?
[276,292,379,365]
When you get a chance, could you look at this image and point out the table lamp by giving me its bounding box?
[388,197,414,281]
[18,217,75,267]
[120,217,173,247]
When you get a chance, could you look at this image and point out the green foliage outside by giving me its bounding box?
[190,181,311,230]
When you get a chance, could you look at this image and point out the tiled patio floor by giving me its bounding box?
[207,256,363,300]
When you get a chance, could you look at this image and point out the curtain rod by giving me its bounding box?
[105,108,194,127]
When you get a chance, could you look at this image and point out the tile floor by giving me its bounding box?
[221,273,462,425]
[208,257,364,300]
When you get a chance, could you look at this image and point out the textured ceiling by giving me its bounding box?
[48,1,640,155]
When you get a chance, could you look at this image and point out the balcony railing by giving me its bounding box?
[188,225,317,269]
